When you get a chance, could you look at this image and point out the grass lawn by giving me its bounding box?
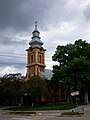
[59,112,85,117]
[5,104,75,111]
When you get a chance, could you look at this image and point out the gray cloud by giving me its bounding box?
[0,0,53,32]
[0,61,26,69]
[83,3,90,21]
[0,35,27,70]
[0,36,27,46]
[0,49,26,69]
[0,0,90,76]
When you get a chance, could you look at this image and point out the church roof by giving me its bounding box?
[39,69,53,80]
[29,37,43,46]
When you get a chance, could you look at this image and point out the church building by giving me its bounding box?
[25,22,68,104]
[26,22,46,80]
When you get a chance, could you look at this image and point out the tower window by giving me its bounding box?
[31,55,33,63]
[39,55,42,63]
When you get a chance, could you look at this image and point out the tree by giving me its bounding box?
[22,76,49,105]
[0,73,24,105]
[52,39,90,104]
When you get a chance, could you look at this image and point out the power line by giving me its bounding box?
[0,54,26,59]
[0,62,26,65]
[0,55,52,61]
[0,60,54,65]
[0,52,52,59]
[0,52,26,56]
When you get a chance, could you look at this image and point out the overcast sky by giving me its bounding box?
[0,0,90,76]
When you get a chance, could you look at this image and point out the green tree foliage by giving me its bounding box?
[0,73,24,105]
[52,39,90,100]
[0,74,49,105]
[22,76,49,104]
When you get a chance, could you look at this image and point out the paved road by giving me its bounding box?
[0,105,90,120]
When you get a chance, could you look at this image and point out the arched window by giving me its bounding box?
[39,55,42,63]
[31,55,33,63]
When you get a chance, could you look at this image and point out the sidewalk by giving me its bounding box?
[0,105,90,120]
[0,104,90,115]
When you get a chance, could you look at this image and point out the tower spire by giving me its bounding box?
[35,21,38,30]
[29,21,43,48]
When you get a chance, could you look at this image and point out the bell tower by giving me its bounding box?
[26,22,46,79]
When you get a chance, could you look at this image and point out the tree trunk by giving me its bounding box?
[84,91,88,104]
[52,90,55,104]
[20,96,23,106]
